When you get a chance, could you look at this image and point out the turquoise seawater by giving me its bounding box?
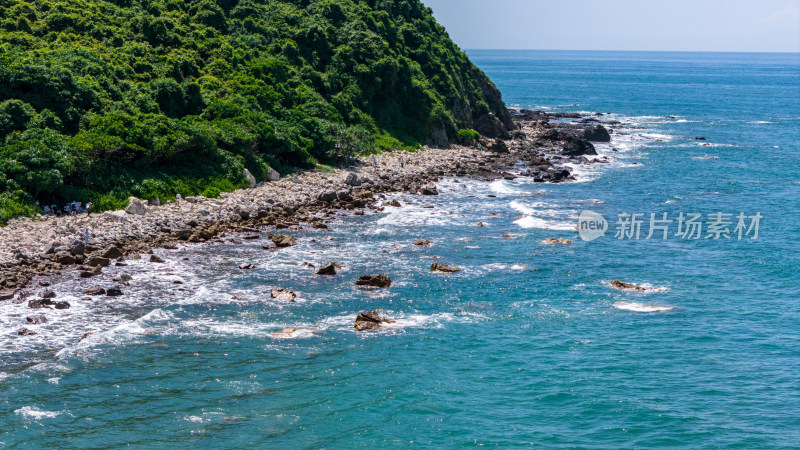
[1,51,799,447]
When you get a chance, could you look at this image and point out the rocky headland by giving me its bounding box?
[0,111,617,301]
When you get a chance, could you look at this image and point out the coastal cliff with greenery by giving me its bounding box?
[0,0,513,222]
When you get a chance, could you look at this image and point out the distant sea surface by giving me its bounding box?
[1,50,799,447]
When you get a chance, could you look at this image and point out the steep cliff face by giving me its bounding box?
[0,0,512,215]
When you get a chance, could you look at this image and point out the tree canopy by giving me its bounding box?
[0,0,511,221]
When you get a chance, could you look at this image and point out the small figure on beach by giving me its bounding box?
[83,227,90,246]
[86,202,93,216]
[218,205,223,219]
[176,193,182,203]
[399,156,404,168]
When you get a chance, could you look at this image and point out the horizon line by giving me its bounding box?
[463,48,800,55]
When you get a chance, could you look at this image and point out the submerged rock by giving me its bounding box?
[84,287,106,296]
[355,274,391,288]
[18,327,37,336]
[270,287,296,302]
[26,315,47,325]
[431,262,461,273]
[149,254,165,263]
[354,311,396,331]
[413,239,431,247]
[542,238,573,245]
[239,263,254,270]
[610,279,647,291]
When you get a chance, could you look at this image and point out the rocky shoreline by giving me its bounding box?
[0,111,616,301]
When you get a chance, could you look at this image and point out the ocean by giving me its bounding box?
[1,50,799,447]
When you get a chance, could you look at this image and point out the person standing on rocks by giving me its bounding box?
[176,193,182,203]
[86,202,93,216]
[84,227,90,246]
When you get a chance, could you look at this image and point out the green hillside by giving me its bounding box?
[0,0,513,221]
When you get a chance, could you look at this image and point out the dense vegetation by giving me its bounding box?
[0,0,511,222]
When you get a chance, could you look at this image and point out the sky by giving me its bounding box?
[422,0,800,53]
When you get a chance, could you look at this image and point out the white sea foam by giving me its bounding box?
[613,301,677,313]
[489,179,526,195]
[514,216,575,231]
[319,311,486,333]
[14,406,67,420]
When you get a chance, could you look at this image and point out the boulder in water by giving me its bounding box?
[419,182,439,196]
[101,246,123,259]
[355,274,391,288]
[149,254,165,263]
[610,279,646,291]
[431,262,461,273]
[354,311,396,331]
[269,233,297,248]
[583,125,611,142]
[106,287,123,297]
[315,262,339,275]
[413,239,431,247]
[86,256,111,267]
[18,327,37,336]
[26,315,47,325]
[84,287,106,296]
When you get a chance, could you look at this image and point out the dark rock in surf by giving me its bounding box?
[562,136,597,156]
[583,125,611,142]
[85,287,106,296]
[431,262,461,273]
[315,262,339,275]
[354,311,396,331]
[355,274,391,288]
[87,256,111,267]
[269,233,297,248]
[101,246,124,259]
